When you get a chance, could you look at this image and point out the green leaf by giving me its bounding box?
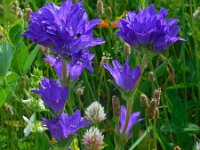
[23,45,40,75]
[11,41,29,75]
[183,123,200,133]
[57,134,75,149]
[155,58,172,78]
[128,126,152,150]
[8,21,23,44]
[0,89,6,107]
[0,41,13,77]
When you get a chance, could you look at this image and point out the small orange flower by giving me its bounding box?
[111,22,118,29]
[98,19,109,28]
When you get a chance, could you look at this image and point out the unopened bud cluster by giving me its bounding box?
[100,52,112,67]
[112,95,121,117]
[140,89,161,119]
[149,71,155,82]
[12,1,23,19]
[193,7,200,20]
[76,87,85,97]
[106,6,112,15]
[4,103,14,116]
[97,0,104,15]
[174,146,181,150]
[123,43,131,55]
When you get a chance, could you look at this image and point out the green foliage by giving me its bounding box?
[0,0,200,150]
[8,20,24,45]
[0,41,13,77]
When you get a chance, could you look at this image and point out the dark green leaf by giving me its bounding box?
[23,45,40,74]
[11,41,29,75]
[8,21,23,44]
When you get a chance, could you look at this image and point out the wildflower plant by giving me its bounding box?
[17,0,185,149]
[23,0,104,148]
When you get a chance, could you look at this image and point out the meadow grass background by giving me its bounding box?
[0,0,200,149]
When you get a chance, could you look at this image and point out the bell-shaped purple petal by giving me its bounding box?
[117,5,184,52]
[23,0,105,57]
[42,111,90,140]
[104,58,141,92]
[44,50,94,80]
[119,105,143,135]
[33,77,68,113]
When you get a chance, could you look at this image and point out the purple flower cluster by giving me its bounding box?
[117,5,184,52]
[23,0,104,57]
[42,110,90,140]
[104,58,141,91]
[119,105,143,135]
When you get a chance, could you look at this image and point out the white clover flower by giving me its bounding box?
[85,101,106,123]
[23,114,35,136]
[83,127,104,150]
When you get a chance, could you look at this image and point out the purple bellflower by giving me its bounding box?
[41,110,90,140]
[23,0,105,57]
[44,50,94,80]
[104,58,141,92]
[117,5,184,52]
[33,77,68,113]
[119,105,143,136]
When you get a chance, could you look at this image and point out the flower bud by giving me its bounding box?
[85,101,106,123]
[0,5,3,14]
[193,7,200,20]
[149,71,155,82]
[97,0,104,15]
[17,10,23,19]
[146,99,157,119]
[174,146,181,150]
[153,89,161,106]
[106,6,112,15]
[112,95,121,117]
[123,43,131,56]
[83,127,104,150]
[140,93,149,109]
[25,8,32,21]
[4,103,14,116]
[100,52,111,68]
[76,87,84,97]
[12,1,20,13]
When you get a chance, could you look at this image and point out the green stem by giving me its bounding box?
[148,58,175,146]
[62,59,68,87]
[122,54,148,135]
[153,118,157,150]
